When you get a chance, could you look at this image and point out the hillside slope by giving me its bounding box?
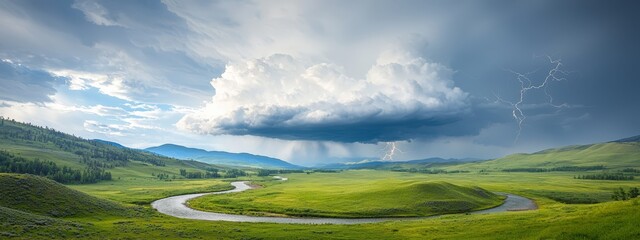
[450,136,640,171]
[146,144,303,169]
[0,118,232,181]
[0,173,135,217]
[0,205,90,239]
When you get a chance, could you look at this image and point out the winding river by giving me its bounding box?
[151,177,536,225]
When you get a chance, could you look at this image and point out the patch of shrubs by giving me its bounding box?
[611,187,640,201]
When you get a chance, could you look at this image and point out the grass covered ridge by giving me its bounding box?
[189,175,504,218]
[449,142,640,171]
[0,173,136,217]
[0,206,89,239]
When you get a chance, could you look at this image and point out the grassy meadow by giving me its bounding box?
[1,120,639,239]
[2,170,640,239]
[192,170,640,209]
[189,172,504,218]
[68,177,235,204]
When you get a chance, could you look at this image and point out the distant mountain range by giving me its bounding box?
[319,157,482,170]
[145,144,304,170]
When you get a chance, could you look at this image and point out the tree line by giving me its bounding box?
[256,169,305,176]
[503,165,606,172]
[0,150,111,184]
[574,173,634,181]
[172,168,248,179]
[392,168,469,174]
[620,168,640,173]
[611,187,640,201]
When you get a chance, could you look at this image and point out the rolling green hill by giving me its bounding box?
[0,173,135,217]
[448,138,640,172]
[189,174,504,218]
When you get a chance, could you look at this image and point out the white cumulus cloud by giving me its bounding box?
[178,48,468,142]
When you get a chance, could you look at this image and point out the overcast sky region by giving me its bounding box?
[1,0,639,166]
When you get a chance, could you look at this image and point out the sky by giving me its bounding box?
[1,0,639,166]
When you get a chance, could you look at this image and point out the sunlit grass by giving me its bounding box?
[69,177,235,204]
[2,170,640,239]
[189,172,503,218]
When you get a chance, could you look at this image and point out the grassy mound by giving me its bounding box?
[0,173,134,217]
[189,176,504,218]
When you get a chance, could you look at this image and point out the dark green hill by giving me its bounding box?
[91,139,126,148]
[0,117,235,182]
[0,173,136,217]
[0,118,168,167]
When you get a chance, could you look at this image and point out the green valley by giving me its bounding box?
[0,119,639,239]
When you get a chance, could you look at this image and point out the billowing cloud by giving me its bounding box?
[178,47,469,142]
[0,59,62,103]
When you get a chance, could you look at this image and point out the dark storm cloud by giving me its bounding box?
[203,111,467,143]
[237,103,507,143]
[443,0,640,144]
[1,0,639,150]
[176,0,640,143]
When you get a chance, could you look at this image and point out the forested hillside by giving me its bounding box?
[0,116,242,184]
[0,151,111,183]
[0,117,165,166]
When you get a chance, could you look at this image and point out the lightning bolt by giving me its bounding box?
[496,55,570,142]
[382,142,402,161]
